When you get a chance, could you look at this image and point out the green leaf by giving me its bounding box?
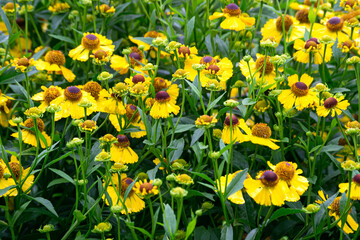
[49,34,75,45]
[126,220,152,239]
[225,169,248,198]
[123,177,137,202]
[339,191,347,216]
[12,201,31,225]
[48,178,70,188]
[245,228,258,240]
[185,217,197,239]
[0,185,15,196]
[190,129,204,146]
[220,224,233,240]
[188,171,215,185]
[308,6,316,24]
[163,204,177,238]
[173,124,195,134]
[242,98,257,106]
[185,79,201,98]
[0,8,11,34]
[186,16,195,44]
[207,92,226,112]
[169,138,185,162]
[30,197,59,217]
[268,208,305,223]
[49,168,75,185]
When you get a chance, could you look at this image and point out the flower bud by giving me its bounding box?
[152,37,168,47]
[95,152,111,162]
[170,187,188,198]
[98,71,113,81]
[243,55,252,62]
[224,99,239,107]
[209,151,221,159]
[46,104,61,113]
[153,178,163,186]
[12,117,23,124]
[303,204,321,214]
[38,224,54,233]
[192,63,206,71]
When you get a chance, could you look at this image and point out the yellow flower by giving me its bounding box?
[31,86,63,111]
[150,90,180,119]
[129,31,169,58]
[92,222,112,233]
[0,98,12,128]
[109,104,146,138]
[79,120,97,132]
[99,88,126,115]
[339,173,360,200]
[0,159,16,197]
[293,38,333,64]
[209,3,255,31]
[278,73,319,110]
[11,57,35,72]
[103,173,145,214]
[90,49,112,65]
[316,96,350,117]
[340,0,358,12]
[221,115,249,144]
[261,15,304,43]
[244,170,290,206]
[134,179,159,197]
[111,47,147,75]
[11,118,51,148]
[337,39,360,53]
[69,33,115,62]
[110,135,138,164]
[2,2,19,15]
[96,4,115,17]
[254,100,270,113]
[50,86,97,120]
[239,54,280,89]
[241,122,279,150]
[268,161,309,201]
[153,157,168,170]
[218,171,247,204]
[175,174,194,185]
[312,17,358,42]
[4,156,34,195]
[195,115,217,128]
[316,190,359,234]
[48,2,70,14]
[125,74,152,87]
[184,56,233,87]
[175,45,198,59]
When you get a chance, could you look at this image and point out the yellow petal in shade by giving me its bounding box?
[220,17,246,31]
[60,66,76,82]
[110,145,139,164]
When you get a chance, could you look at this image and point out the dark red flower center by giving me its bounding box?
[224,115,239,126]
[323,97,338,109]
[132,75,145,84]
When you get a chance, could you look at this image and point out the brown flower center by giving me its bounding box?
[9,162,23,179]
[17,58,30,67]
[154,77,168,92]
[64,86,82,101]
[275,162,295,181]
[224,115,239,126]
[155,91,171,103]
[276,15,293,32]
[296,9,310,23]
[82,34,100,50]
[126,104,140,121]
[207,65,220,74]
[323,97,338,109]
[81,120,96,129]
[94,49,107,60]
[346,0,356,7]
[44,87,61,104]
[330,197,341,215]
[24,118,45,132]
[326,17,344,32]
[116,134,130,148]
[200,56,215,65]
[140,182,154,193]
[132,75,145,84]
[252,123,271,138]
[304,38,320,50]
[0,165,4,179]
[4,2,15,10]
[144,31,160,38]
[353,174,360,184]
[223,3,241,16]
[129,47,143,66]
[84,81,102,100]
[343,40,355,49]
[199,115,214,123]
[45,50,66,66]
[291,82,309,96]
[120,177,134,196]
[260,171,279,187]
[178,46,191,57]
[304,0,323,7]
[255,56,274,75]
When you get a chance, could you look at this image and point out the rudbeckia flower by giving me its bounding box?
[239,54,279,89]
[110,47,147,74]
[184,55,233,87]
[11,118,51,148]
[99,87,126,115]
[134,179,159,198]
[312,17,357,42]
[278,73,319,110]
[32,86,63,111]
[221,115,249,144]
[152,77,179,98]
[195,115,218,128]
[69,33,115,62]
[103,173,145,214]
[50,86,97,120]
[5,156,34,195]
[337,39,360,53]
[209,3,255,31]
[110,135,138,164]
[11,57,35,72]
[339,173,360,200]
[81,81,108,112]
[261,15,304,43]
[244,170,290,206]
[176,45,198,59]
[316,190,359,234]
[124,74,152,87]
[90,49,112,65]
[316,96,350,117]
[150,90,180,119]
[129,31,169,58]
[0,160,16,196]
[293,38,333,64]
[241,122,279,150]
[218,170,247,204]
[267,161,309,201]
[109,104,146,138]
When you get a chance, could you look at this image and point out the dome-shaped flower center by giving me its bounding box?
[131,84,146,95]
[155,91,171,103]
[17,57,30,67]
[120,177,134,195]
[45,50,66,65]
[94,49,107,60]
[84,81,101,100]
[140,182,154,193]
[224,3,241,16]
[132,74,145,84]
[0,165,4,179]
[353,174,360,184]
[100,4,110,12]
[345,0,356,7]
[116,134,130,148]
[276,15,293,32]
[291,82,309,96]
[64,86,82,101]
[82,34,100,50]
[24,118,45,132]
[200,56,215,65]
[252,123,271,138]
[275,162,295,181]
[178,174,192,182]
[199,115,214,123]
[44,87,61,104]
[347,121,360,129]
[343,40,355,49]
[81,120,96,129]
[338,138,348,146]
[126,104,140,121]
[9,162,23,179]
[304,0,322,7]
[111,92,122,101]
[295,9,310,23]
[129,47,143,65]
[144,31,159,38]
[323,97,338,109]
[207,65,220,74]
[330,197,341,215]
[260,170,279,187]
[154,77,168,92]
[304,38,320,50]
[255,56,274,75]
[178,46,191,57]
[103,133,116,142]
[326,17,344,32]
[4,2,15,9]
[224,115,239,126]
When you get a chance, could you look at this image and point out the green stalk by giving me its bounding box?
[197,70,206,114]
[24,3,29,55]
